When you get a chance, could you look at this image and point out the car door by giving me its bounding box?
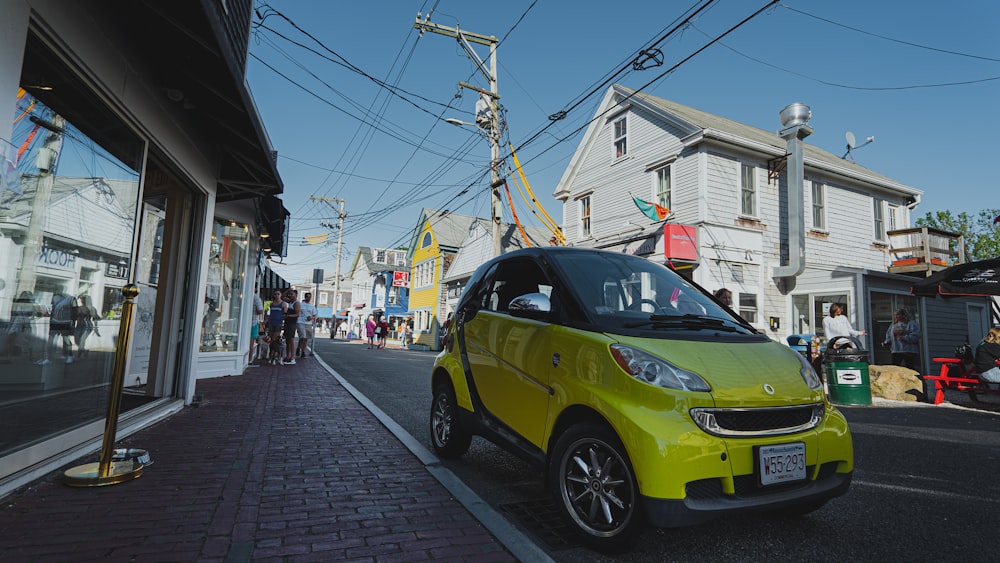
[460,257,552,447]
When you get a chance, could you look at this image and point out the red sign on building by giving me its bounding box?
[664,224,698,261]
[392,271,410,287]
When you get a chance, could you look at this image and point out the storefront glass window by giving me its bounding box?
[0,33,145,459]
[200,219,248,352]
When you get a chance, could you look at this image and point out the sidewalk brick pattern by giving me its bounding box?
[0,361,515,562]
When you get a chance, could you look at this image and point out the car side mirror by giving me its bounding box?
[508,292,551,319]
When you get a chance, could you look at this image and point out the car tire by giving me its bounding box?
[429,383,471,458]
[549,422,643,553]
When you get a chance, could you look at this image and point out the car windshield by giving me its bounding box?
[548,251,753,334]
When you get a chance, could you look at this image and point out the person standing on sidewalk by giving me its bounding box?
[266,290,287,365]
[282,289,300,364]
[882,309,920,370]
[823,303,865,349]
[376,316,389,349]
[296,292,317,358]
[247,285,264,367]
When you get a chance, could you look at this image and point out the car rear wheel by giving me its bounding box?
[429,383,471,458]
[549,423,643,552]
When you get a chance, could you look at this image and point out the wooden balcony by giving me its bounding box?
[886,227,964,277]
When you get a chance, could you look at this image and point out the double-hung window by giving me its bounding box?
[873,199,886,242]
[656,166,672,210]
[739,293,758,323]
[613,117,627,158]
[740,163,757,217]
[811,181,826,230]
[580,195,592,238]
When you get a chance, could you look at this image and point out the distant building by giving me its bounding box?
[344,247,410,339]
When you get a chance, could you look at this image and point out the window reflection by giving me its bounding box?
[200,219,248,352]
[1,68,143,458]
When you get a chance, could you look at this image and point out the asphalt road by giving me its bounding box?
[313,338,1000,562]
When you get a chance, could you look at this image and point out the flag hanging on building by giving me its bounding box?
[632,196,670,222]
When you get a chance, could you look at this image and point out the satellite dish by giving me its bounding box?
[845,131,856,149]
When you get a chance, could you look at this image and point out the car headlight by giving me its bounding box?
[794,350,822,390]
[610,344,711,392]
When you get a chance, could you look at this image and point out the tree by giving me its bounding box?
[915,209,1000,261]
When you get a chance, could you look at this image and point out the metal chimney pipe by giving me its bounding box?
[773,103,812,285]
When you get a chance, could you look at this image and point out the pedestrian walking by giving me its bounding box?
[365,315,376,349]
[38,292,77,365]
[73,295,101,359]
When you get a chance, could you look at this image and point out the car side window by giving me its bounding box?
[483,258,548,314]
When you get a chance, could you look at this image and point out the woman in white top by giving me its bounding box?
[822,303,866,347]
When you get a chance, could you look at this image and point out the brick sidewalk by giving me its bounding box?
[0,360,516,561]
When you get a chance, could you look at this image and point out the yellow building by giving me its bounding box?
[407,209,477,350]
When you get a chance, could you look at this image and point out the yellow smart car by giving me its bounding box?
[429,247,853,552]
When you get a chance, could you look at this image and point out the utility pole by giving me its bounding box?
[18,114,64,295]
[414,16,503,257]
[312,196,346,317]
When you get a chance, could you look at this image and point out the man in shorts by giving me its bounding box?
[296,292,317,358]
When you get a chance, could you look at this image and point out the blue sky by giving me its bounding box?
[247,0,1000,284]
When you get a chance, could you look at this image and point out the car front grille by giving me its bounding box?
[689,404,824,437]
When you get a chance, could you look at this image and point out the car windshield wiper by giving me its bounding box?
[624,313,743,332]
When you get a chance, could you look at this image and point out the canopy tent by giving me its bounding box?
[911,258,1000,297]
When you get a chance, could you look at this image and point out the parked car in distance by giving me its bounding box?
[429,247,853,552]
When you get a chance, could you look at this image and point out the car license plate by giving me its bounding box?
[757,442,806,486]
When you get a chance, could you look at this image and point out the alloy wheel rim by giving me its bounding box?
[431,395,451,445]
[560,439,634,537]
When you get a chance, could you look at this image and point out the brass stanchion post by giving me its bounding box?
[64,284,149,486]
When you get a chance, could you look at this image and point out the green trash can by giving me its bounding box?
[823,336,872,406]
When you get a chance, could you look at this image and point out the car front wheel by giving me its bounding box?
[429,383,471,458]
[549,423,643,552]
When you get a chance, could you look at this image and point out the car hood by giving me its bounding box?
[611,334,821,407]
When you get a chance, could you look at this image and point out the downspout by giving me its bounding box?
[772,103,813,288]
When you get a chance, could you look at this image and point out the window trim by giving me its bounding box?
[739,161,758,218]
[873,198,886,242]
[613,116,627,159]
[579,194,592,239]
[654,165,672,211]
[810,180,827,231]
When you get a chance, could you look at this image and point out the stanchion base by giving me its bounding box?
[63,461,143,487]
[63,449,149,487]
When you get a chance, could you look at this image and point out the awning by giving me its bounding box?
[259,196,290,257]
[260,264,291,293]
[911,258,1000,297]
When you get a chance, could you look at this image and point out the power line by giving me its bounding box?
[691,23,1000,91]
[781,3,1000,64]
